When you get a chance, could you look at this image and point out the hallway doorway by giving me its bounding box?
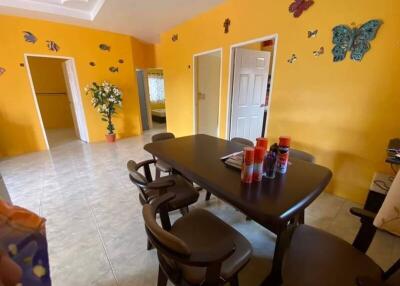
[136,68,167,131]
[193,49,222,137]
[26,55,88,148]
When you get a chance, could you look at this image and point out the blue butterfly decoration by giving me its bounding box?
[332,19,382,62]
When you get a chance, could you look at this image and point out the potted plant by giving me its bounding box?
[85,81,122,143]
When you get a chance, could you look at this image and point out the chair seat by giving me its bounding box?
[156,160,173,173]
[140,175,199,210]
[282,225,383,286]
[165,209,252,285]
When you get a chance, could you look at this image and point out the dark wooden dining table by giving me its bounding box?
[144,134,332,284]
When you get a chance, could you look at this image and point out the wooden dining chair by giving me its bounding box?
[290,149,315,164]
[143,193,253,286]
[270,207,400,286]
[127,159,199,249]
[152,132,176,178]
[230,137,255,148]
[203,137,255,202]
[288,148,315,224]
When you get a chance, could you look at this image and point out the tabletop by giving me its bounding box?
[144,134,332,232]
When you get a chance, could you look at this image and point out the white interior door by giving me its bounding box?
[62,60,89,142]
[196,52,221,136]
[230,48,270,141]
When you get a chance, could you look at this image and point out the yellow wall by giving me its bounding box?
[0,14,154,157]
[28,57,74,129]
[155,0,400,203]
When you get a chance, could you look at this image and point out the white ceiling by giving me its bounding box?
[0,0,225,43]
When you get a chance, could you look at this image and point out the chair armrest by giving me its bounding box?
[135,159,157,170]
[149,193,176,214]
[350,208,376,222]
[356,276,386,286]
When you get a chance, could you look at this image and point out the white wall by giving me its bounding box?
[196,52,221,136]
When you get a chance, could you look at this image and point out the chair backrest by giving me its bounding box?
[152,132,175,143]
[142,196,191,257]
[127,160,152,204]
[374,170,400,237]
[290,148,315,163]
[231,137,254,147]
[127,160,148,187]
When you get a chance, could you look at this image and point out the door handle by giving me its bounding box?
[260,104,266,107]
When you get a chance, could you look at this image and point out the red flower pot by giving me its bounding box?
[105,133,116,143]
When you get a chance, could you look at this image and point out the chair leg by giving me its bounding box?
[155,168,161,179]
[147,239,153,251]
[205,191,212,201]
[230,274,239,286]
[180,206,189,216]
[157,265,168,286]
[298,210,305,224]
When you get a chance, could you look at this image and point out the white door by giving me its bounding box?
[62,60,89,142]
[230,48,270,141]
[196,52,221,136]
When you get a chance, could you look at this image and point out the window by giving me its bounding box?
[148,73,165,103]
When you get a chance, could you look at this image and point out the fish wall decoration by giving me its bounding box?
[118,59,124,64]
[46,40,60,52]
[0,67,5,76]
[287,54,298,64]
[308,29,318,38]
[23,31,37,43]
[109,66,119,73]
[313,47,324,56]
[289,0,314,18]
[89,62,96,67]
[332,19,382,62]
[172,34,178,42]
[19,63,25,67]
[99,44,111,51]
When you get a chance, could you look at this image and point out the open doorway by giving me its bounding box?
[25,55,88,149]
[136,68,166,131]
[227,35,278,141]
[193,49,222,136]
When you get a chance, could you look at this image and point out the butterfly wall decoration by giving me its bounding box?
[287,54,298,64]
[46,40,60,52]
[172,34,178,42]
[332,19,382,62]
[289,0,314,18]
[0,67,5,76]
[23,31,37,43]
[308,29,318,38]
[313,47,324,56]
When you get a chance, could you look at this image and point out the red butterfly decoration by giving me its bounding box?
[289,0,314,18]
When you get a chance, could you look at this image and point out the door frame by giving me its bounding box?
[24,53,89,149]
[193,48,223,135]
[226,34,279,139]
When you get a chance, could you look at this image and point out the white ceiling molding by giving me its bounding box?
[0,0,105,20]
[0,0,224,43]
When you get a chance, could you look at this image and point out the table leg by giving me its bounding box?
[261,224,296,286]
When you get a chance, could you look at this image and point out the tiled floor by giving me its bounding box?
[46,128,78,148]
[1,126,399,285]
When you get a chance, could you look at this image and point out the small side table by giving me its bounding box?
[364,172,393,213]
